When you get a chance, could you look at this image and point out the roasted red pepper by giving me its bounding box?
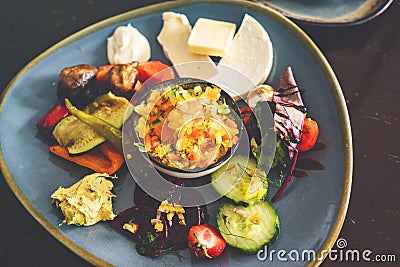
[96,64,115,82]
[136,61,174,84]
[36,103,70,137]
[49,141,124,174]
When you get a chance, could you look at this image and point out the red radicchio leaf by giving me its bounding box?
[271,67,306,201]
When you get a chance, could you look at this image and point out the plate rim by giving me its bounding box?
[253,0,394,26]
[0,0,353,266]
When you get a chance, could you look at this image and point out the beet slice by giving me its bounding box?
[112,205,168,258]
[133,184,209,250]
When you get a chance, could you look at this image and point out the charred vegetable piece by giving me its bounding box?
[53,92,131,155]
[57,64,99,108]
[64,98,124,154]
[49,142,124,175]
[217,201,279,254]
[36,103,70,137]
[98,62,139,99]
[298,118,319,152]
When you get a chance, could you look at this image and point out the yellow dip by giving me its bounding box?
[51,173,116,226]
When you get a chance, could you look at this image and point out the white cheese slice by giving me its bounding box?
[157,12,217,79]
[218,14,274,88]
[187,18,236,57]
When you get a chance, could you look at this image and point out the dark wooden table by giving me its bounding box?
[1,1,398,266]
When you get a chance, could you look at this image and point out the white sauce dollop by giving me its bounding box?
[107,23,151,64]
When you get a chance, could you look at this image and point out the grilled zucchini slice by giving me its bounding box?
[53,92,132,154]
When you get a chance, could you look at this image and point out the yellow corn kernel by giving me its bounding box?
[154,221,164,232]
[123,222,139,234]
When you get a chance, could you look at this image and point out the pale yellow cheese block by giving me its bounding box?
[187,18,236,57]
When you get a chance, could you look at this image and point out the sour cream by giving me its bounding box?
[107,23,151,64]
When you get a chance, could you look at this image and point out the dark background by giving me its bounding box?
[0,1,399,266]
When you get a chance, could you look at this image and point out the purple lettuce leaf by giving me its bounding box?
[271,67,305,201]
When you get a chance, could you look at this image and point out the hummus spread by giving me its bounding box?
[51,173,116,226]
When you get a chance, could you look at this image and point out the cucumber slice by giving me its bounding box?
[53,92,132,154]
[211,155,268,205]
[217,201,279,254]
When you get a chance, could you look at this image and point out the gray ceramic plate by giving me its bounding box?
[0,0,352,266]
[252,0,393,25]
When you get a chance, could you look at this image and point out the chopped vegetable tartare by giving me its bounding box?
[134,83,239,170]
